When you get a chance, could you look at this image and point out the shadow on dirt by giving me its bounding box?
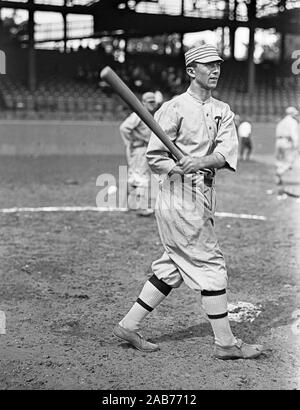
[155,324,210,343]
[153,297,296,345]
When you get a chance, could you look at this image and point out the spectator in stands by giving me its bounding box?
[275,106,299,185]
[238,118,253,161]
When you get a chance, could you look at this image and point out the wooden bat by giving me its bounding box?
[100,66,184,161]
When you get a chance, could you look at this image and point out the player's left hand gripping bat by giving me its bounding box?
[100,66,184,161]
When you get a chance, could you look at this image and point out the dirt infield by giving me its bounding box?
[0,151,299,390]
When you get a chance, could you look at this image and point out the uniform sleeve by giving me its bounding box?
[213,104,239,172]
[146,101,178,175]
[119,113,140,146]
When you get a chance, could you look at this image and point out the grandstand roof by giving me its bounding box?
[0,0,299,39]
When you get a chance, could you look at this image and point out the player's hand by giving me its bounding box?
[177,156,200,174]
[168,165,185,177]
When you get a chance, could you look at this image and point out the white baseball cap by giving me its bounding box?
[285,106,299,116]
[142,92,156,103]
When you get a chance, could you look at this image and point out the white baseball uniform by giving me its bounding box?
[275,114,299,177]
[146,87,238,291]
[119,112,152,209]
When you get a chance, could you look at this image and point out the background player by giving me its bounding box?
[119,92,159,216]
[238,118,253,161]
[275,106,299,186]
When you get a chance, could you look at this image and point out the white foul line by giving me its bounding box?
[0,206,267,220]
[0,206,128,213]
[215,212,266,221]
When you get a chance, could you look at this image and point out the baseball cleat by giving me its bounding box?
[214,338,263,360]
[113,324,159,352]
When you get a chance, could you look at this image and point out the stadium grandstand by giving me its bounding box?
[0,0,299,122]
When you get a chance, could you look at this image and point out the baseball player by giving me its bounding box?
[275,106,299,185]
[119,92,159,216]
[114,44,263,360]
[238,118,253,161]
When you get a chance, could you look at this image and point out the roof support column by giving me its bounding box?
[229,26,236,60]
[63,1,68,53]
[247,0,256,94]
[63,14,68,53]
[247,22,255,94]
[280,32,285,64]
[0,8,3,41]
[28,0,36,91]
[229,0,237,60]
[180,0,185,56]
[123,36,128,62]
[279,0,286,64]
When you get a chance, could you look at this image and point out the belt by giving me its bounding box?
[204,176,214,187]
[200,168,215,187]
[177,169,214,187]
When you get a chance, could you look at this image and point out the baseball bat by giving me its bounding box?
[100,66,184,160]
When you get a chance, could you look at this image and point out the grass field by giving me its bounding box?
[0,123,299,391]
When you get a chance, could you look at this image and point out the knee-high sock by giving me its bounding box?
[120,275,172,332]
[201,289,237,347]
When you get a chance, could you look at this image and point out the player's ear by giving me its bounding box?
[186,66,195,79]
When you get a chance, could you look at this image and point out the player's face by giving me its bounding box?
[192,61,221,90]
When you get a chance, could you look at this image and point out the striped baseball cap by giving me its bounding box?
[185,44,224,66]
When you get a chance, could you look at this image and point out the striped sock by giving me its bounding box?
[120,275,172,332]
[201,289,237,347]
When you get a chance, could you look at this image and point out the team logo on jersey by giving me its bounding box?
[214,115,222,131]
